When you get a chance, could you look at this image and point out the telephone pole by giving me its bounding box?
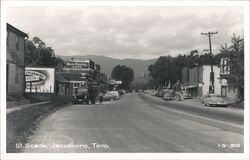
[201,31,218,93]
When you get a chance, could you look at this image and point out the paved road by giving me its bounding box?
[23,93,243,153]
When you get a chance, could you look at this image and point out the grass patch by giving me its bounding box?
[7,95,26,102]
[24,93,54,103]
[7,95,72,153]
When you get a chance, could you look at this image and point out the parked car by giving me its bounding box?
[146,90,152,95]
[162,92,174,100]
[155,89,168,97]
[202,94,227,107]
[201,94,217,104]
[181,91,191,99]
[151,90,158,96]
[118,89,127,95]
[103,91,120,101]
[175,91,191,100]
[144,90,156,96]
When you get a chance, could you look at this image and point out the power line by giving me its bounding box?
[201,31,218,94]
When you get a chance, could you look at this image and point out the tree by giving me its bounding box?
[148,50,202,89]
[147,49,229,90]
[148,56,172,88]
[25,37,63,70]
[148,34,244,98]
[220,34,244,99]
[111,65,134,90]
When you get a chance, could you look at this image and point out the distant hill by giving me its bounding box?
[58,55,156,78]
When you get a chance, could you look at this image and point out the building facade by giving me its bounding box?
[63,59,95,75]
[182,65,221,97]
[56,73,87,95]
[220,58,239,103]
[6,23,28,96]
[57,59,101,95]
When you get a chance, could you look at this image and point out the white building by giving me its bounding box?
[182,65,221,97]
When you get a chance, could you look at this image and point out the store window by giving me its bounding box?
[73,82,80,88]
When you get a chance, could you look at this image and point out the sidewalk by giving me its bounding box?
[7,101,50,114]
[172,98,244,111]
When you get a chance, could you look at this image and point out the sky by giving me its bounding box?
[7,6,244,60]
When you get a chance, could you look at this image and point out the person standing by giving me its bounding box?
[98,91,104,104]
[88,86,96,104]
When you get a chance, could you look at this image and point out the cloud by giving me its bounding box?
[6,6,244,59]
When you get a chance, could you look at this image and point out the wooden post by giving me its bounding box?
[30,82,32,93]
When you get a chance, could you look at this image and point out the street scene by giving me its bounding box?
[23,93,243,153]
[5,4,245,155]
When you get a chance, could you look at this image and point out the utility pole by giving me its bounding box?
[201,31,218,93]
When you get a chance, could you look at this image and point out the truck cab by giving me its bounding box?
[72,87,89,104]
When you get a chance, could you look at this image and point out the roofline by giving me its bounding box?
[65,59,94,63]
[7,23,28,37]
[189,64,220,68]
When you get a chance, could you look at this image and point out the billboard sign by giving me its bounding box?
[115,81,122,84]
[25,67,55,93]
[109,80,122,85]
[109,80,116,85]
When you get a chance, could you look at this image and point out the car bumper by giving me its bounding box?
[73,99,89,103]
[210,103,227,107]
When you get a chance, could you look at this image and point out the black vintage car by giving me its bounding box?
[72,93,89,104]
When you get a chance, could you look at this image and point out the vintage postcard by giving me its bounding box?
[1,0,249,160]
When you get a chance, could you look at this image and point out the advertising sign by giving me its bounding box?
[25,67,55,93]
[109,80,116,85]
[109,80,122,85]
[115,81,122,84]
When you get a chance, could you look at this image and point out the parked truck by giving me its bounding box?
[72,87,90,104]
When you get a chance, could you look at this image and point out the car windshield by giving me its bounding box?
[110,91,119,96]
[106,92,114,96]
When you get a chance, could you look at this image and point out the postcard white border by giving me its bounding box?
[1,1,249,160]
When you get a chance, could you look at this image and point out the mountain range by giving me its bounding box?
[58,55,157,78]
